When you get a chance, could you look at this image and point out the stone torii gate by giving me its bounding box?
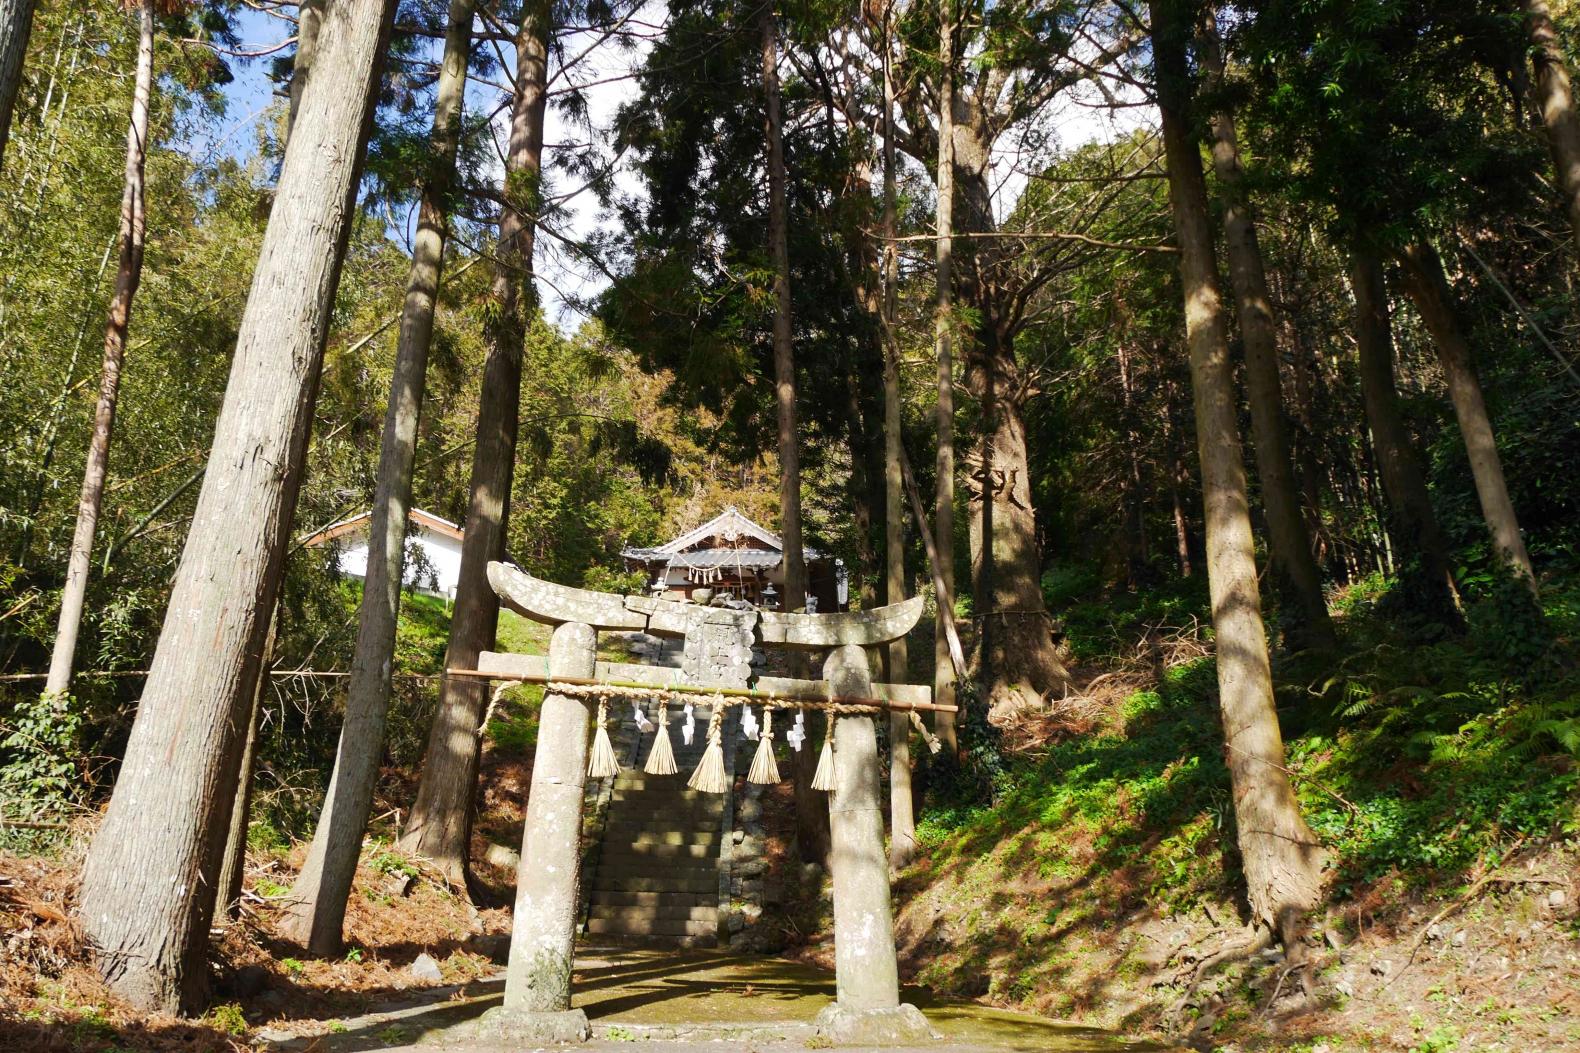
[470,562,938,1046]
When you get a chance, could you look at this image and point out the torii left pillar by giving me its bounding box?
[477,621,595,1044]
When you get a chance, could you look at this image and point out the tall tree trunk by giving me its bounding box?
[0,0,35,170]
[1164,390,1194,577]
[43,0,154,699]
[1199,15,1335,652]
[844,369,880,608]
[1117,343,1150,584]
[761,6,827,866]
[1348,245,1459,622]
[932,0,958,753]
[76,0,396,1014]
[879,12,915,868]
[282,0,475,953]
[760,9,804,618]
[1396,242,1537,594]
[966,335,1071,717]
[287,0,324,137]
[1152,0,1323,939]
[215,609,277,921]
[397,0,549,886]
[1526,0,1580,254]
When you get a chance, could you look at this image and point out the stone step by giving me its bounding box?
[586,917,717,938]
[601,819,722,834]
[606,774,720,790]
[593,861,718,881]
[591,875,716,894]
[603,806,724,823]
[595,843,715,861]
[588,890,715,908]
[606,806,723,822]
[588,903,719,924]
[600,847,720,866]
[626,830,720,847]
[609,788,723,803]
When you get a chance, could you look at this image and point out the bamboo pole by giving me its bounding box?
[443,667,957,713]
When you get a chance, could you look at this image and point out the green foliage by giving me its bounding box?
[205,1003,248,1037]
[368,849,419,880]
[486,685,543,755]
[1041,562,1211,665]
[0,692,82,820]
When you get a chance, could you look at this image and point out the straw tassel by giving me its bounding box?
[746,707,780,784]
[587,695,620,779]
[687,698,728,793]
[644,699,677,775]
[811,710,837,791]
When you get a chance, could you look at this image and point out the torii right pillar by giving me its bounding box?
[815,644,938,1046]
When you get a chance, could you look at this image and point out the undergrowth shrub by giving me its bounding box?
[0,691,83,821]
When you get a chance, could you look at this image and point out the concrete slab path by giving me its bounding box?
[257,947,1180,1052]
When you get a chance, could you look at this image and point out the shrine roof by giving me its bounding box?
[653,505,782,554]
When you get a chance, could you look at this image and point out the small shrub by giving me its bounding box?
[369,850,418,879]
[206,1003,248,1036]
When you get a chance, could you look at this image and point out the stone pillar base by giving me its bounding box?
[475,1006,591,1044]
[813,1002,938,1046]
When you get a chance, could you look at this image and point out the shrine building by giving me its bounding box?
[620,505,847,612]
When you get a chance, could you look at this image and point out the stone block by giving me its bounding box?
[475,1006,591,1044]
[813,1003,938,1046]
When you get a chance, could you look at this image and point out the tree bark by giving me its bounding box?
[843,368,880,608]
[76,0,396,1015]
[215,610,277,922]
[879,11,915,869]
[1396,242,1537,594]
[282,0,475,954]
[287,0,324,139]
[43,0,154,699]
[1348,245,1459,621]
[1164,390,1194,578]
[965,336,1071,717]
[0,0,35,171]
[760,9,804,618]
[1152,0,1324,936]
[397,0,549,886]
[932,0,958,753]
[1526,0,1580,254]
[1199,15,1335,652]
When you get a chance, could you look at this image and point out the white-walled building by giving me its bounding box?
[304,509,465,599]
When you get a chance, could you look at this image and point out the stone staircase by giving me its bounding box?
[583,700,737,942]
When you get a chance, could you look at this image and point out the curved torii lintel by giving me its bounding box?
[757,595,923,650]
[488,561,924,650]
[488,561,651,631]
